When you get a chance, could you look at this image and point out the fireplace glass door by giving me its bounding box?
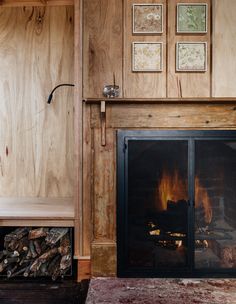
[117,131,236,277]
[195,140,236,271]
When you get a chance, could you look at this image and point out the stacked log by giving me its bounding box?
[0,227,72,280]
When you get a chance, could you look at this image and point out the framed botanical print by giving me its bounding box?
[177,3,208,33]
[176,42,207,72]
[132,42,163,72]
[133,4,163,34]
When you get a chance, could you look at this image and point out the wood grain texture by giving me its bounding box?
[0,219,74,227]
[73,0,83,264]
[123,0,167,98]
[91,104,236,129]
[0,7,74,197]
[93,128,116,241]
[212,0,236,97]
[167,0,211,98]
[77,259,91,281]
[0,197,74,219]
[84,97,236,104]
[82,105,92,256]
[83,0,123,98]
[0,0,73,6]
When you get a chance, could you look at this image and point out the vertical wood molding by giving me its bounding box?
[82,104,92,256]
[74,0,83,261]
[93,128,116,241]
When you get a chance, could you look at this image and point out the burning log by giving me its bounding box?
[0,227,72,280]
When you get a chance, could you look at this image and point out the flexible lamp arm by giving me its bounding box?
[47,84,75,104]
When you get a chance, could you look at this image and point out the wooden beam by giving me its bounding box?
[84,98,236,105]
[0,0,74,6]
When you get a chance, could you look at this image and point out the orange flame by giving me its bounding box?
[158,169,187,211]
[195,177,212,224]
[157,169,212,224]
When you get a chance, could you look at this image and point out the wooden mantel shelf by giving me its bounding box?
[83,98,236,105]
[0,197,74,227]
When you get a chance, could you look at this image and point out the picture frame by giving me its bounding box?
[176,42,207,72]
[133,4,163,34]
[132,42,163,72]
[177,3,208,34]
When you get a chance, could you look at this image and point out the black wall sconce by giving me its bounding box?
[47,84,75,104]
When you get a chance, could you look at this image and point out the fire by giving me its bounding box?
[195,177,212,224]
[157,169,187,211]
[157,169,212,224]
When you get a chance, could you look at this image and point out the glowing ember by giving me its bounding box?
[150,229,161,236]
[195,239,209,250]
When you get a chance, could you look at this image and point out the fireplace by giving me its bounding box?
[117,130,236,277]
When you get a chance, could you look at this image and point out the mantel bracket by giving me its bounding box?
[100,100,106,146]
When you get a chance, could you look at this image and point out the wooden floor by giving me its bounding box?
[0,280,89,304]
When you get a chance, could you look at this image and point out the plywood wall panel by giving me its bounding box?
[212,0,236,97]
[0,7,74,197]
[167,0,211,98]
[123,0,167,98]
[83,0,123,98]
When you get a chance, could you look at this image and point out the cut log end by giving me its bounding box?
[0,227,72,280]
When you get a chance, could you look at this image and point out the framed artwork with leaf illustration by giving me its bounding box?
[132,42,163,72]
[177,3,208,33]
[133,4,163,34]
[176,42,207,72]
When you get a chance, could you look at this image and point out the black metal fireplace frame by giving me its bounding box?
[117,130,236,278]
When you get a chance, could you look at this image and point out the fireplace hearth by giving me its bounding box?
[117,130,236,277]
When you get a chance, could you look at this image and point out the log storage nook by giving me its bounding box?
[0,0,236,303]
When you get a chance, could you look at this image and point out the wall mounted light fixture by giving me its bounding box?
[47,84,75,104]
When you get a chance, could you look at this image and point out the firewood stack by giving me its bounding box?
[0,227,72,280]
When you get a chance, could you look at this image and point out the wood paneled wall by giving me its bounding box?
[0,7,74,197]
[168,0,211,97]
[212,0,236,97]
[83,0,236,98]
[123,0,167,98]
[83,0,123,98]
